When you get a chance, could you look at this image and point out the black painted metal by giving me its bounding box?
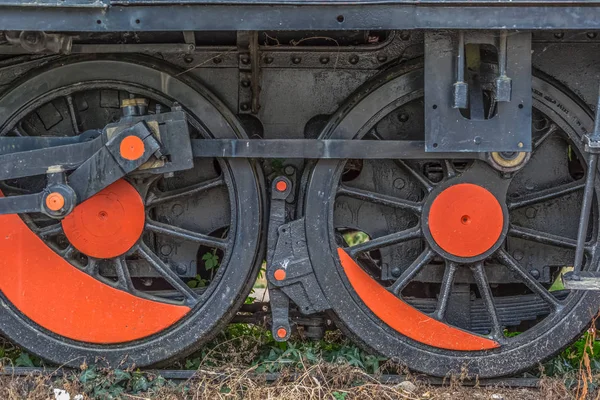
[1,2,600,31]
[424,31,532,152]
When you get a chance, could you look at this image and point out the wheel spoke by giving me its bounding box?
[11,122,27,137]
[508,225,577,249]
[508,180,585,210]
[433,260,458,320]
[114,256,135,292]
[65,95,80,135]
[35,223,63,238]
[443,160,458,179]
[533,123,558,149]
[337,184,422,213]
[496,248,562,310]
[471,262,504,340]
[146,176,225,207]
[138,243,199,304]
[146,220,228,250]
[58,244,75,259]
[396,159,434,192]
[388,247,434,296]
[347,226,422,256]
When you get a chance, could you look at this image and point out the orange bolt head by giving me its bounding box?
[120,135,145,161]
[276,328,287,339]
[275,180,288,192]
[274,269,286,281]
[45,192,65,211]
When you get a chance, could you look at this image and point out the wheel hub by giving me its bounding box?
[428,183,504,258]
[62,180,145,259]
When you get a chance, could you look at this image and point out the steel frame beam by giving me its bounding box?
[0,1,600,31]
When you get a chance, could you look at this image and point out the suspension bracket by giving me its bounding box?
[266,176,330,342]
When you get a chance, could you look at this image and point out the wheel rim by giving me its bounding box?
[0,58,263,366]
[304,65,600,377]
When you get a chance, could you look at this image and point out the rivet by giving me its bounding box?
[319,56,330,64]
[160,245,173,256]
[587,32,598,39]
[377,54,388,63]
[474,136,482,145]
[513,250,524,261]
[529,269,540,279]
[171,203,184,217]
[525,207,537,219]
[393,178,406,189]
[349,55,359,64]
[241,80,251,88]
[240,103,250,111]
[400,31,411,40]
[292,56,302,64]
[264,56,274,64]
[240,55,250,64]
[183,56,194,64]
[554,32,565,39]
[398,113,409,123]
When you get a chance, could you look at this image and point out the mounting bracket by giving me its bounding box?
[424,31,532,153]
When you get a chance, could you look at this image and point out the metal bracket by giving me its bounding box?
[237,31,261,114]
[425,31,532,153]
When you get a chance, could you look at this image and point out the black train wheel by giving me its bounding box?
[0,57,264,367]
[303,62,600,377]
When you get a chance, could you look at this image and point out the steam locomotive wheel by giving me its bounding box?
[0,58,264,367]
[304,63,600,377]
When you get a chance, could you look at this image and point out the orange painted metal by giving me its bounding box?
[62,180,145,259]
[275,180,288,192]
[0,188,190,343]
[45,192,65,211]
[338,248,499,351]
[428,183,503,258]
[119,135,145,161]
[276,327,287,338]
[274,269,286,281]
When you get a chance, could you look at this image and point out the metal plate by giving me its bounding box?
[424,31,532,153]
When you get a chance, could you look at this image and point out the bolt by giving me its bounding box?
[175,264,187,275]
[513,250,524,261]
[349,55,359,64]
[588,32,598,39]
[240,55,250,64]
[284,165,295,175]
[319,56,330,64]
[554,32,565,39]
[292,56,302,64]
[241,80,251,88]
[213,57,222,64]
[474,136,482,145]
[264,56,274,64]
[160,245,172,256]
[141,278,153,287]
[529,269,540,279]
[377,54,388,63]
[393,178,406,189]
[276,327,288,339]
[184,56,194,64]
[400,31,411,40]
[398,113,409,123]
[391,266,402,278]
[171,203,184,217]
[525,207,537,219]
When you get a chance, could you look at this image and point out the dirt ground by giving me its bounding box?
[0,367,589,400]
